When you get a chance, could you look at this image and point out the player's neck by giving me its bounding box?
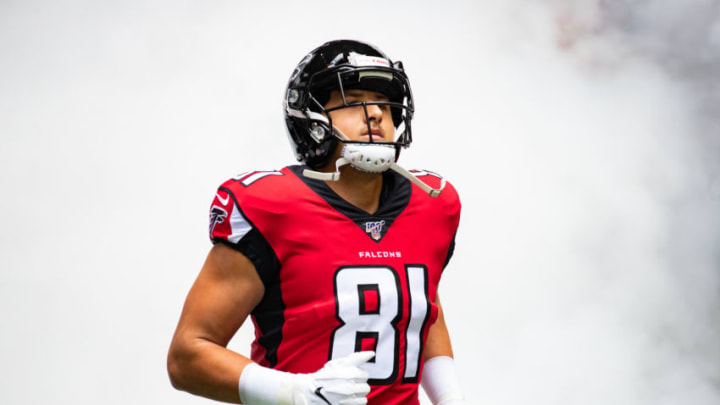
[325,166,383,215]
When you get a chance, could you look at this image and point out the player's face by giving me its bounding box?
[324,89,395,143]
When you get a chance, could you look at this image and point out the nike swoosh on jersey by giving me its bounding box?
[216,193,230,206]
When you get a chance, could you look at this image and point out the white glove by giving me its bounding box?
[239,351,373,405]
[421,356,466,405]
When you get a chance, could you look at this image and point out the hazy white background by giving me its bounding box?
[1,0,719,404]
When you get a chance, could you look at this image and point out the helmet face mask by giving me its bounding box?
[316,68,413,143]
[284,40,414,169]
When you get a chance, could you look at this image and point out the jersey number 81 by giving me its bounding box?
[330,265,430,385]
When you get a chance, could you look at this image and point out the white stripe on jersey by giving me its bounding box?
[228,206,252,244]
[241,171,283,186]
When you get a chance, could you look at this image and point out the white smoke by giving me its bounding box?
[442,1,720,404]
[0,1,718,405]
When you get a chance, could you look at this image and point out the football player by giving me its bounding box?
[168,40,466,405]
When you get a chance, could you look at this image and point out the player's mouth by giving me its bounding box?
[360,129,384,141]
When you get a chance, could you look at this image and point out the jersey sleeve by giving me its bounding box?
[417,171,461,271]
[208,185,280,286]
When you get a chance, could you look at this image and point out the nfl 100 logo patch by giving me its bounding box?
[364,220,386,241]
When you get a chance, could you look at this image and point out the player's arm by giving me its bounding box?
[421,296,466,405]
[168,243,373,405]
[167,243,264,403]
[423,295,454,360]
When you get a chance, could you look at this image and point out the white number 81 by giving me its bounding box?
[329,265,430,385]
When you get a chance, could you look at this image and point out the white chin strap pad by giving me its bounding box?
[341,144,396,173]
[303,144,394,180]
[303,144,445,198]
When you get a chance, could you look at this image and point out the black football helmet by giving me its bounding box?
[283,39,414,169]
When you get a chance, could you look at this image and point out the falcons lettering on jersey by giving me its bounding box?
[208,165,460,405]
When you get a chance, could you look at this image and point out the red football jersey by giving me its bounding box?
[209,165,461,405]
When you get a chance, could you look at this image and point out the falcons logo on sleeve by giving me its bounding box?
[209,206,228,237]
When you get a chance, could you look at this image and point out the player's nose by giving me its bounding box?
[364,103,383,122]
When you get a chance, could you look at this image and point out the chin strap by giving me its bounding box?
[303,159,446,198]
[303,158,349,181]
[389,163,446,198]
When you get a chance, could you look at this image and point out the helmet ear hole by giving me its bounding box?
[309,122,326,142]
[287,89,300,104]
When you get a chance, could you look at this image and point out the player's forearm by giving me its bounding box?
[167,336,252,403]
[423,297,454,360]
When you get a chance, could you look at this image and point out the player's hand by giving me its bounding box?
[292,351,373,405]
[238,351,373,405]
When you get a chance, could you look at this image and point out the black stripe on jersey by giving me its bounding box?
[402,264,430,384]
[442,232,457,271]
[287,165,411,243]
[213,186,285,368]
[251,275,285,368]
